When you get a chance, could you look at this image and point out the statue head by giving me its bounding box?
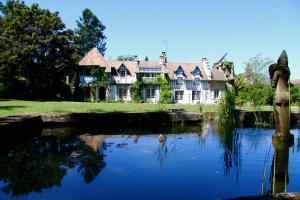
[269,50,290,88]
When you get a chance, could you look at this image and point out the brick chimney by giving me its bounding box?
[159,52,167,66]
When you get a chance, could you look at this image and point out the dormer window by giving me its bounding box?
[119,70,126,77]
[175,66,184,76]
[119,64,127,77]
[194,77,201,85]
[192,66,201,77]
[177,77,184,84]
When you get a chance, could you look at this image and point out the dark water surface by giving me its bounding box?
[0,123,300,200]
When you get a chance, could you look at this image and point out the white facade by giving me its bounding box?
[78,49,229,104]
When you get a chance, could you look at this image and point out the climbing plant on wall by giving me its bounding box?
[157,76,172,103]
[130,81,146,103]
[89,67,108,102]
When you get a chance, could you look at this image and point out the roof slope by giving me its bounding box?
[78,47,109,67]
[165,62,208,80]
[107,61,137,75]
[211,68,227,81]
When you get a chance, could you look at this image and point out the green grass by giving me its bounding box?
[0,99,218,117]
[1,99,299,118]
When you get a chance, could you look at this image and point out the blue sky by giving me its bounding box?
[8,0,300,78]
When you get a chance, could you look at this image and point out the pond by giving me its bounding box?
[0,123,300,200]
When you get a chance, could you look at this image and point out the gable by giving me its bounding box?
[192,66,202,76]
[175,66,185,75]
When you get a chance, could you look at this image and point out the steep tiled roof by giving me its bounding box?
[78,47,109,67]
[211,68,227,81]
[165,62,208,80]
[107,61,137,75]
[78,50,225,81]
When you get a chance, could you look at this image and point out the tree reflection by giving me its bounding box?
[0,137,67,196]
[218,123,242,180]
[0,134,107,197]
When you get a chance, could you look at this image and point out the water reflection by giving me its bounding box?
[217,123,242,179]
[269,142,291,194]
[0,134,106,196]
[1,125,300,200]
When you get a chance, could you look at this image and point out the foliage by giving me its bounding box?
[75,8,106,55]
[244,54,273,83]
[228,74,247,95]
[130,81,146,103]
[217,90,241,178]
[291,85,300,106]
[0,0,76,99]
[237,81,274,126]
[157,76,172,103]
[144,56,149,61]
[116,55,135,61]
[89,67,108,102]
[217,90,236,126]
[223,61,234,72]
[237,82,273,107]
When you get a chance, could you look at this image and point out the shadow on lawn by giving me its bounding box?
[0,106,26,111]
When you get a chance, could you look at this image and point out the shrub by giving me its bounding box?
[130,81,145,103]
[157,76,172,103]
[218,90,236,126]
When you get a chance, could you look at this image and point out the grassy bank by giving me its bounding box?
[1,99,300,118]
[0,99,217,117]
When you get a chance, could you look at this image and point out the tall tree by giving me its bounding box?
[144,56,149,61]
[75,8,106,55]
[244,54,273,83]
[0,0,76,99]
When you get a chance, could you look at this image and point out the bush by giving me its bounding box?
[157,76,172,103]
[237,82,273,106]
[130,81,145,103]
[218,90,236,125]
[291,85,300,106]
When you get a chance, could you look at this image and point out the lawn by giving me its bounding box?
[1,99,299,118]
[0,99,218,117]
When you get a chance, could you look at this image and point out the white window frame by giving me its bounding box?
[146,86,155,99]
[119,70,126,77]
[192,91,201,100]
[118,87,128,99]
[175,90,184,101]
[213,90,220,99]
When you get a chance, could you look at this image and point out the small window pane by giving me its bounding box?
[214,90,220,99]
[192,91,201,100]
[175,91,184,100]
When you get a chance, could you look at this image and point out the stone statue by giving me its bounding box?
[269,50,293,142]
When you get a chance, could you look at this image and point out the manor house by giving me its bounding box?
[78,48,231,104]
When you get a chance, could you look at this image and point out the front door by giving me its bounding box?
[99,87,106,101]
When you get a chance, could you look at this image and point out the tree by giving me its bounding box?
[75,8,106,55]
[116,55,135,61]
[144,56,149,61]
[244,54,273,83]
[0,0,76,99]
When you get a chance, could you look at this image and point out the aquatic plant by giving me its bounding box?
[217,90,236,126]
